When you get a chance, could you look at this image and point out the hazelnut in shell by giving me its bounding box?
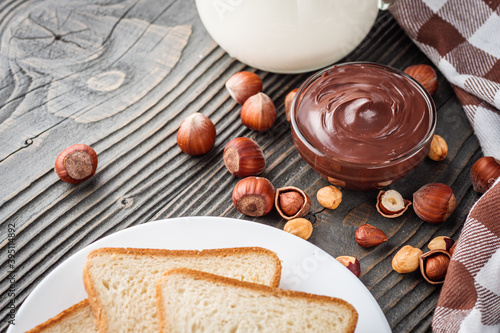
[419,249,451,284]
[176,113,216,156]
[470,156,500,193]
[376,190,412,218]
[404,64,438,95]
[225,71,262,105]
[336,256,361,277]
[413,183,457,223]
[241,92,276,132]
[275,186,311,220]
[223,137,265,178]
[392,245,423,273]
[283,218,313,240]
[232,177,275,217]
[55,144,98,184]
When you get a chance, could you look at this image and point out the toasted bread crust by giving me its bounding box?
[83,247,282,333]
[25,299,92,333]
[83,259,107,333]
[158,268,358,333]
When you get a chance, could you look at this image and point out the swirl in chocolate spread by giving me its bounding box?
[295,64,432,164]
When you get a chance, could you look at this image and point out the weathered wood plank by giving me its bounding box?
[0,4,480,332]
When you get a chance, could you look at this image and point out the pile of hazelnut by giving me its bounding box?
[177,71,347,242]
[336,65,497,280]
[392,236,455,284]
[176,71,275,158]
[52,67,500,285]
[334,65,500,282]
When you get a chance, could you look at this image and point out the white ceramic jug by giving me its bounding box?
[196,0,385,73]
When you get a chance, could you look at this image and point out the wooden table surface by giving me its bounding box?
[0,1,482,332]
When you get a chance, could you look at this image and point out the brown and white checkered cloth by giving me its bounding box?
[389,1,500,332]
[390,0,500,160]
[434,180,500,332]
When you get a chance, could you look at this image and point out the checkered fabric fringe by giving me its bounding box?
[390,0,500,160]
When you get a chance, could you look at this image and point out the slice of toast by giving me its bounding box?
[83,247,281,333]
[157,268,358,333]
[25,299,97,333]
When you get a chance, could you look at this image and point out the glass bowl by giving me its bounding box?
[290,62,436,190]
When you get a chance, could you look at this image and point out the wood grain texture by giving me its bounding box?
[0,1,481,332]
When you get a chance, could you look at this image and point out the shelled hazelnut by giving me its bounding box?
[284,88,298,123]
[427,236,454,252]
[413,183,457,223]
[283,218,313,240]
[419,250,451,284]
[327,176,346,188]
[355,224,388,248]
[275,186,311,220]
[428,134,448,161]
[176,113,216,156]
[225,71,262,105]
[470,156,500,193]
[376,190,412,218]
[223,137,265,178]
[336,256,361,277]
[404,64,438,95]
[241,92,276,132]
[317,185,342,209]
[392,245,423,273]
[232,177,275,217]
[54,144,98,184]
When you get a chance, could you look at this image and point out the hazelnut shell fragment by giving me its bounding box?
[232,177,275,217]
[336,256,361,277]
[470,156,500,193]
[413,183,457,224]
[355,224,388,248]
[223,137,265,178]
[55,144,98,184]
[419,249,451,284]
[283,218,313,240]
[275,186,311,220]
[376,190,412,218]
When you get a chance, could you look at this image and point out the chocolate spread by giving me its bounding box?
[295,63,432,163]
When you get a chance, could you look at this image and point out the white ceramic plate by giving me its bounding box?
[12,217,390,333]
